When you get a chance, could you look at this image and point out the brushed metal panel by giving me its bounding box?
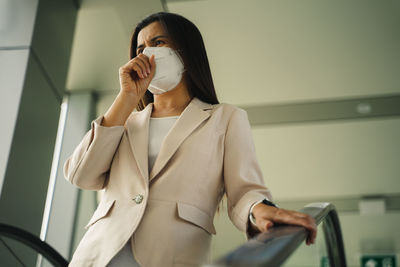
[0,53,60,266]
[0,49,29,195]
[31,0,78,99]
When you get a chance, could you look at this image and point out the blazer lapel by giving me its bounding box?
[149,97,213,181]
[126,103,152,182]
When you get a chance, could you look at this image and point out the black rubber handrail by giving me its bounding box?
[0,223,69,267]
[206,202,346,267]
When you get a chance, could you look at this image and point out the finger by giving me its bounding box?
[137,54,151,74]
[291,210,310,219]
[274,209,313,229]
[131,59,148,78]
[274,210,318,241]
[130,62,144,79]
[302,218,317,242]
[120,61,143,79]
[302,218,317,245]
[268,208,317,245]
[306,234,314,246]
[135,55,150,76]
[310,222,317,243]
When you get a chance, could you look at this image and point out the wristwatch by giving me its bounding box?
[249,199,278,226]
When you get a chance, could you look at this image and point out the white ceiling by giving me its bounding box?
[67,0,400,107]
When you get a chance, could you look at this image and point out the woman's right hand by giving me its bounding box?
[118,53,156,98]
[101,54,156,127]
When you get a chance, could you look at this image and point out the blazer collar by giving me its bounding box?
[126,97,213,182]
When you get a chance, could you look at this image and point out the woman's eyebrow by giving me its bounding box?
[137,35,169,50]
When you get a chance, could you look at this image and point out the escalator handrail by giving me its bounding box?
[207,202,346,267]
[0,223,69,267]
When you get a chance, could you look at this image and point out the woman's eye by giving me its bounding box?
[155,40,165,45]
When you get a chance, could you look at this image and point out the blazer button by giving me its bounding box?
[133,194,144,204]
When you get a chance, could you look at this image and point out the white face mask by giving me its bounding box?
[142,47,185,95]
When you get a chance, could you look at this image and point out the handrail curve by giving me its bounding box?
[206,202,346,267]
[0,223,68,267]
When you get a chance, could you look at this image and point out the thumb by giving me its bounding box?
[257,218,274,232]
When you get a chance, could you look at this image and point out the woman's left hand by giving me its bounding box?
[251,204,317,245]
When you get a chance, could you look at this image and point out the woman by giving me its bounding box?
[64,12,316,267]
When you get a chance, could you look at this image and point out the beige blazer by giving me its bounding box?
[64,97,272,267]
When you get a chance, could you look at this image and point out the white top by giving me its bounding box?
[148,116,179,173]
[107,115,179,266]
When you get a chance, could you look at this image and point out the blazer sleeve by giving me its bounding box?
[63,115,125,190]
[223,107,273,237]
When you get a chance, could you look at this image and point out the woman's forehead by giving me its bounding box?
[137,21,167,44]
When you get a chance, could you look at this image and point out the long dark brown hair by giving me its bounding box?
[130,12,219,110]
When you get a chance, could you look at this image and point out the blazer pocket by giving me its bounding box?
[176,202,216,235]
[84,199,115,229]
